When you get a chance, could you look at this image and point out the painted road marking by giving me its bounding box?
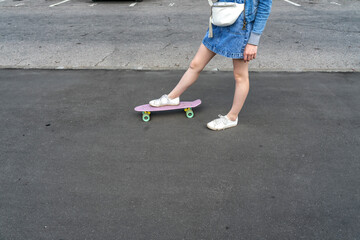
[129,2,136,7]
[169,3,175,6]
[49,0,71,7]
[89,3,97,6]
[284,0,301,7]
[15,3,24,6]
[330,1,341,5]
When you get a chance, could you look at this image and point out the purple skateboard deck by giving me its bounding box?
[134,99,201,122]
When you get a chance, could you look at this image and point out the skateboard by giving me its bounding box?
[134,99,201,122]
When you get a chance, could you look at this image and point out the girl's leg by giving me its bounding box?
[168,43,216,99]
[226,59,250,121]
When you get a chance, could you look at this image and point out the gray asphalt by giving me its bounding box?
[1,69,359,239]
[1,0,359,71]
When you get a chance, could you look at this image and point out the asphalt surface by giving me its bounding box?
[1,69,359,239]
[1,0,359,71]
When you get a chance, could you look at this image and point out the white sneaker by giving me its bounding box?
[207,115,238,131]
[149,94,180,107]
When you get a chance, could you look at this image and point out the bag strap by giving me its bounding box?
[242,0,246,30]
[208,0,214,37]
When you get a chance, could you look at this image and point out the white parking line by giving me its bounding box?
[330,1,341,5]
[15,3,24,6]
[129,2,136,7]
[284,0,301,7]
[49,0,70,8]
[89,3,97,6]
[169,3,175,6]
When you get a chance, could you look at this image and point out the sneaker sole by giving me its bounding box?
[149,103,180,107]
[207,124,237,131]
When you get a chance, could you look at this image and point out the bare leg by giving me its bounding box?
[226,59,250,121]
[168,43,216,99]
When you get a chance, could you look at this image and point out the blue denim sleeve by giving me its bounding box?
[247,0,272,46]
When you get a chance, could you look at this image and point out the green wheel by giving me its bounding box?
[186,109,194,118]
[142,112,150,122]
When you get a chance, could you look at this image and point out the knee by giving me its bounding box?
[233,72,249,84]
[189,59,204,73]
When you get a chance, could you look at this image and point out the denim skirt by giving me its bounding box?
[202,0,253,59]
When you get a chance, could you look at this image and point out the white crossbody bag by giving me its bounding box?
[208,0,245,38]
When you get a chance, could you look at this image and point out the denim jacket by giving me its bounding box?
[245,0,272,45]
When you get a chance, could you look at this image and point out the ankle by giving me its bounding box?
[167,93,179,100]
[226,114,238,121]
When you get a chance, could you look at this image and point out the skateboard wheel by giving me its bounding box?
[142,112,150,122]
[186,109,194,118]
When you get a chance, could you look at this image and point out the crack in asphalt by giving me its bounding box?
[15,58,28,66]
[95,48,117,67]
